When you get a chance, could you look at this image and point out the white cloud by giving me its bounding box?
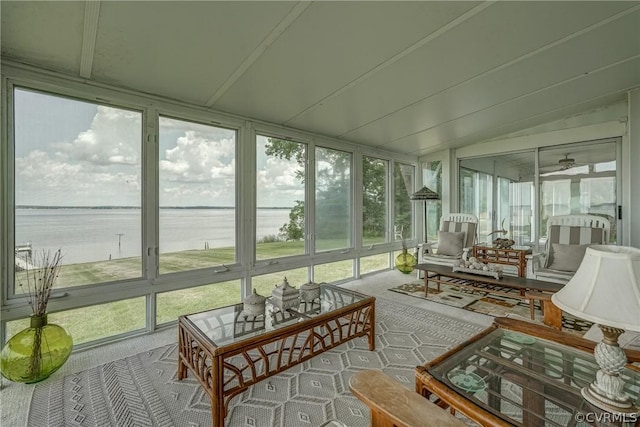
[158,129,236,206]
[15,107,141,206]
[56,106,141,166]
[15,149,140,206]
[160,131,235,183]
[256,156,304,207]
[15,105,305,208]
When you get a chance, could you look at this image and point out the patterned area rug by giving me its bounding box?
[28,299,484,427]
[389,281,593,335]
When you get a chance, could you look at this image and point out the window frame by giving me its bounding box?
[157,113,241,275]
[0,64,418,349]
[254,130,310,264]
[5,83,148,301]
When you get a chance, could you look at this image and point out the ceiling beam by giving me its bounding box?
[79,0,101,79]
[283,1,497,127]
[205,1,311,107]
[342,3,640,142]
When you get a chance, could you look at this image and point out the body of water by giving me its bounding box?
[16,208,290,264]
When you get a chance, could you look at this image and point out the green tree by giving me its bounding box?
[265,139,390,243]
[265,139,306,241]
[265,139,306,182]
[279,200,305,241]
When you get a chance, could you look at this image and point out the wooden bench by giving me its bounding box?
[415,263,565,329]
[415,263,563,298]
[349,370,466,427]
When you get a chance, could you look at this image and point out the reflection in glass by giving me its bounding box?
[316,147,352,251]
[394,162,414,241]
[539,142,617,243]
[363,156,388,246]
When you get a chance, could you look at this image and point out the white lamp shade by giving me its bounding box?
[551,245,640,332]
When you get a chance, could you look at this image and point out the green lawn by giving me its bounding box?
[9,241,392,345]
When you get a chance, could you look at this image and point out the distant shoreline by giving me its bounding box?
[17,205,292,210]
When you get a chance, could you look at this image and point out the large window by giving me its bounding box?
[459,153,534,244]
[459,142,617,249]
[158,117,237,273]
[315,147,352,251]
[459,166,493,239]
[362,156,388,246]
[13,88,142,294]
[256,135,307,260]
[2,71,416,349]
[539,142,617,242]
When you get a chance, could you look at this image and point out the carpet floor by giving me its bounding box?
[27,299,484,427]
[388,280,594,335]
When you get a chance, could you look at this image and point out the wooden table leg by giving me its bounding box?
[542,299,562,330]
[424,270,429,297]
[212,356,224,427]
[526,292,562,330]
[368,304,376,351]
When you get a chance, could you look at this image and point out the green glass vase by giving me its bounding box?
[0,314,73,383]
[395,249,417,274]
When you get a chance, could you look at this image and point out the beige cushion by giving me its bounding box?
[437,231,465,257]
[547,243,588,272]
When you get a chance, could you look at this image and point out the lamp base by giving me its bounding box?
[581,385,638,415]
[581,325,640,415]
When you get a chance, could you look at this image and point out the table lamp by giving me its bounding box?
[551,245,640,415]
[410,186,440,242]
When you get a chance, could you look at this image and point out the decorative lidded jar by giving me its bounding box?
[271,277,300,312]
[299,281,321,302]
[243,289,267,317]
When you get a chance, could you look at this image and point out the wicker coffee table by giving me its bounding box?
[177,284,375,427]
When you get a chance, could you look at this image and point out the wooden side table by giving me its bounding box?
[472,245,532,277]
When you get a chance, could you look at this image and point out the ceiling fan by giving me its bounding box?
[540,153,587,176]
[557,153,576,170]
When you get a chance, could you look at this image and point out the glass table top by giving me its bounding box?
[184,284,369,347]
[429,329,640,426]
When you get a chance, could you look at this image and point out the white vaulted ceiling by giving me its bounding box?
[2,1,639,157]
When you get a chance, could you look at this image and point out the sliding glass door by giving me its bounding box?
[459,152,535,246]
[459,138,619,248]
